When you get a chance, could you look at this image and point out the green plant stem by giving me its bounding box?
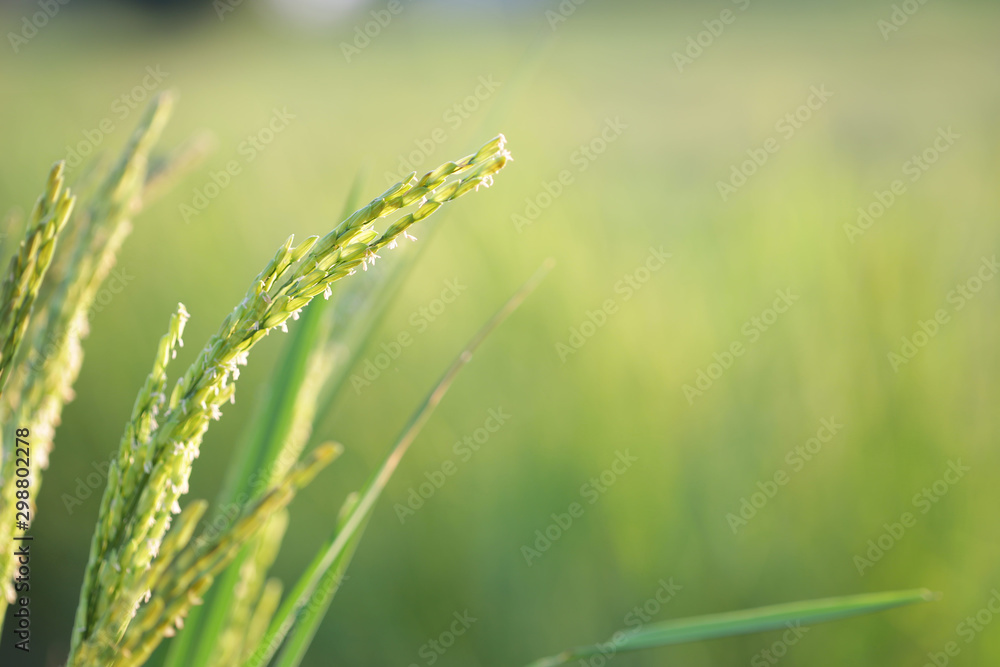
[244,258,553,667]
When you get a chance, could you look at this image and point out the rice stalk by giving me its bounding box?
[0,93,190,621]
[74,445,339,666]
[0,162,75,397]
[67,134,511,665]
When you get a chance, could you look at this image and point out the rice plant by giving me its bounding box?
[0,94,933,665]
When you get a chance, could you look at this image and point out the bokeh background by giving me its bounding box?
[1,0,999,665]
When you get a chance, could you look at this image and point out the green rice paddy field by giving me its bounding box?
[1,1,999,664]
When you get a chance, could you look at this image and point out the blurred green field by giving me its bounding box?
[2,1,1000,665]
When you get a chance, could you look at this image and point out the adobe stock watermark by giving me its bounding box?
[89,266,135,318]
[672,0,752,73]
[853,459,969,575]
[717,85,833,202]
[383,75,502,185]
[406,610,477,667]
[877,0,932,40]
[340,0,415,63]
[349,278,466,393]
[844,127,959,243]
[921,590,1000,667]
[60,455,114,514]
[511,117,627,232]
[29,266,135,376]
[555,246,670,362]
[726,417,843,534]
[213,0,248,20]
[521,449,638,566]
[750,622,809,666]
[577,577,684,667]
[683,288,798,405]
[60,66,170,170]
[887,255,997,372]
[545,0,587,31]
[7,0,71,53]
[195,444,312,547]
[394,407,511,524]
[179,107,295,223]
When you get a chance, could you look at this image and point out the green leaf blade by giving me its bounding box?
[527,588,936,667]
